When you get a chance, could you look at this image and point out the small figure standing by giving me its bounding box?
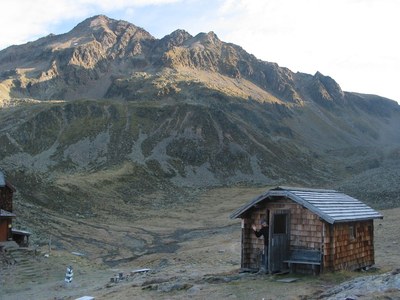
[252,219,269,273]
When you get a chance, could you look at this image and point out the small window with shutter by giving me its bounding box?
[349,225,356,240]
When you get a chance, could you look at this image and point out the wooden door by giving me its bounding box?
[269,210,290,273]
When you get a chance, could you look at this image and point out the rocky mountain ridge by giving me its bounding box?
[0,15,399,214]
[1,15,397,109]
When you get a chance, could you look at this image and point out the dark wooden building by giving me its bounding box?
[0,171,32,247]
[0,171,16,242]
[230,186,383,274]
[0,171,15,212]
[0,209,16,242]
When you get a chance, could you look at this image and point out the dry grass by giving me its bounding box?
[2,187,399,299]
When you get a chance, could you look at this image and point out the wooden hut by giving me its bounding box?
[0,171,31,247]
[0,209,16,242]
[230,186,383,274]
[0,170,15,213]
[0,171,16,242]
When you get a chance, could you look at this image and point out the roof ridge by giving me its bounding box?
[231,186,383,223]
[275,186,338,193]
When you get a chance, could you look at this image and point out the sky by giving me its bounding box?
[1,0,399,103]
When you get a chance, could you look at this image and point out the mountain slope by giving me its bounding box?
[0,15,399,214]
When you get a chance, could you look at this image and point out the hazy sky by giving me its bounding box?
[1,0,399,103]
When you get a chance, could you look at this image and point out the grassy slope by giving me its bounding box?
[3,187,400,299]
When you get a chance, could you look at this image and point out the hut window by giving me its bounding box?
[274,214,287,234]
[349,225,356,240]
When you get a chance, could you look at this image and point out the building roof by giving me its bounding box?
[230,186,383,224]
[12,229,32,236]
[0,209,16,218]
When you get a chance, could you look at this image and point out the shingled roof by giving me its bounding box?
[230,186,383,224]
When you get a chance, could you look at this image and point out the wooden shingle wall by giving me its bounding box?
[265,199,323,250]
[323,220,374,271]
[242,202,268,270]
[289,202,323,250]
[241,197,324,270]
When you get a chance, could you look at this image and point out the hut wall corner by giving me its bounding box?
[323,220,375,271]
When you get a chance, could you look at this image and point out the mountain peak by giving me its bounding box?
[70,15,153,40]
[72,14,112,31]
[159,29,193,48]
[194,31,221,45]
[0,14,397,115]
[86,14,111,27]
[313,71,345,101]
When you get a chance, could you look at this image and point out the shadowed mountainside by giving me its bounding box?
[0,14,399,218]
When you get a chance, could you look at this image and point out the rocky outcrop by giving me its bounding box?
[319,269,400,300]
[1,15,397,111]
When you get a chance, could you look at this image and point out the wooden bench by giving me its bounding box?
[284,249,321,275]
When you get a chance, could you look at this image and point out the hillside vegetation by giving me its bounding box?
[0,14,399,248]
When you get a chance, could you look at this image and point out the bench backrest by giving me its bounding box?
[290,249,321,262]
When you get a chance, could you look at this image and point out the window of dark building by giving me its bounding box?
[274,214,287,234]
